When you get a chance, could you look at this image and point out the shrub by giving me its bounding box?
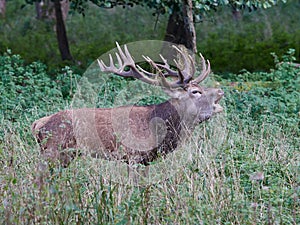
[0,50,80,142]
[222,49,300,133]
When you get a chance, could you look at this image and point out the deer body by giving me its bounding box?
[33,101,179,166]
[32,43,224,167]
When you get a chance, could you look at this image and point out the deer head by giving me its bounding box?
[98,43,224,125]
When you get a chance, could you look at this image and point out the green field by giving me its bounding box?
[1,46,299,224]
[0,0,299,224]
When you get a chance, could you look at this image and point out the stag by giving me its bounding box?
[32,43,224,167]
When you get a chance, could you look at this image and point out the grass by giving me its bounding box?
[1,56,299,223]
[0,108,299,224]
[0,6,299,222]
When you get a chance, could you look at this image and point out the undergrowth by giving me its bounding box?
[0,50,299,224]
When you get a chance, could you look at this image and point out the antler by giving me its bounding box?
[98,42,211,89]
[97,42,160,86]
[171,45,211,84]
[193,53,211,83]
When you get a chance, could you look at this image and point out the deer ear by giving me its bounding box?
[163,88,185,99]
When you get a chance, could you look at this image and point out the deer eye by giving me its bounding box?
[191,90,202,95]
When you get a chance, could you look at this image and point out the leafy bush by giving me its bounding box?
[222,49,300,133]
[0,50,79,129]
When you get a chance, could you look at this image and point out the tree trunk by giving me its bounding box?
[35,0,69,21]
[54,0,73,61]
[163,0,196,54]
[35,1,43,19]
[0,0,5,18]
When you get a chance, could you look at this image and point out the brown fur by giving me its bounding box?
[32,85,224,167]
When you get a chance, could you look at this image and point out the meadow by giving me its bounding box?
[0,0,299,224]
[0,46,299,224]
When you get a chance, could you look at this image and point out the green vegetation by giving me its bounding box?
[0,48,299,223]
[197,1,300,73]
[0,50,79,125]
[0,0,299,224]
[0,0,299,73]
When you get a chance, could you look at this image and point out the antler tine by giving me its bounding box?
[109,54,115,68]
[115,52,122,68]
[172,45,196,84]
[138,55,155,77]
[116,42,128,64]
[97,59,105,71]
[188,54,196,76]
[122,43,135,65]
[156,54,178,77]
[193,53,211,84]
[142,55,184,89]
[98,42,161,85]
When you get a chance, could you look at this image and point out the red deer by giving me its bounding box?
[31,43,224,167]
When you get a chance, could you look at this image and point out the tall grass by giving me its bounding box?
[0,109,298,224]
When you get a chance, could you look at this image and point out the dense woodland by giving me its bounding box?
[0,0,299,224]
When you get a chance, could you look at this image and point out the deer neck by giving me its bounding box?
[168,98,200,128]
[152,99,199,135]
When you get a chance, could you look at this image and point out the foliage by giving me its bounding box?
[0,48,299,224]
[68,0,287,17]
[221,49,300,133]
[1,1,299,73]
[0,50,59,122]
[0,50,79,127]
[199,5,300,73]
